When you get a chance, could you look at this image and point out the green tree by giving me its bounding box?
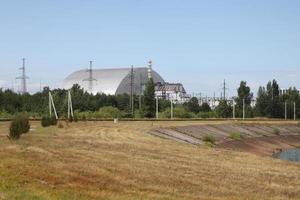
[185,97,200,113]
[143,78,155,118]
[200,102,211,112]
[215,100,232,118]
[254,86,268,116]
[235,81,253,117]
[266,80,282,118]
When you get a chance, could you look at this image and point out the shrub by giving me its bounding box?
[74,110,92,120]
[41,116,57,127]
[272,128,280,135]
[134,109,144,118]
[73,115,78,122]
[9,114,30,139]
[229,132,241,140]
[0,111,13,119]
[57,122,64,128]
[197,111,217,119]
[159,106,195,119]
[203,135,216,145]
[95,106,120,119]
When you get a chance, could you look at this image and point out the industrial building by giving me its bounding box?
[155,82,189,104]
[62,61,188,102]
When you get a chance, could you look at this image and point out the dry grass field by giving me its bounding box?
[0,120,300,200]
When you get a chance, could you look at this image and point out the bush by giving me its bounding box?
[229,132,241,140]
[134,109,144,118]
[272,128,280,135]
[0,111,13,119]
[73,115,78,122]
[159,106,195,119]
[203,135,216,145]
[57,122,64,128]
[95,106,120,119]
[41,116,57,127]
[9,114,30,139]
[197,111,217,119]
[81,114,87,121]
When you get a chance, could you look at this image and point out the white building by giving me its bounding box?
[155,82,189,104]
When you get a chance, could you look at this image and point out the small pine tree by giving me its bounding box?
[143,78,155,118]
[9,114,30,139]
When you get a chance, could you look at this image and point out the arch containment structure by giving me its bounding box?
[62,66,165,95]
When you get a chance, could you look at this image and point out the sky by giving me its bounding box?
[0,0,299,97]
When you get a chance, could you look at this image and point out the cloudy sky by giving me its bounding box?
[0,0,299,97]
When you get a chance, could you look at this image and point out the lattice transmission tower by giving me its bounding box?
[16,58,29,94]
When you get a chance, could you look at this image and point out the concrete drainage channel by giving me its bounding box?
[148,128,203,145]
[148,123,300,153]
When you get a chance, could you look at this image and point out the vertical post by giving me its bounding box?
[70,92,74,118]
[69,91,74,117]
[223,79,226,100]
[49,92,52,117]
[68,91,70,120]
[130,65,134,117]
[139,73,142,110]
[285,101,287,120]
[243,98,245,120]
[233,100,235,119]
[171,99,173,120]
[156,97,159,120]
[294,102,296,121]
[67,90,74,120]
[49,92,58,119]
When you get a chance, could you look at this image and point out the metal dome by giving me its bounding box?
[62,67,165,95]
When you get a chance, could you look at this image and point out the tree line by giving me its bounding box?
[0,79,299,119]
[215,80,300,119]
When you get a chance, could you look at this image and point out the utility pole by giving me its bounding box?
[171,99,173,120]
[16,58,29,94]
[67,90,74,120]
[83,61,97,94]
[233,100,235,119]
[130,65,134,117]
[223,79,226,100]
[139,73,142,110]
[156,97,159,120]
[49,92,58,119]
[49,92,52,117]
[243,98,245,120]
[285,101,287,120]
[294,102,296,121]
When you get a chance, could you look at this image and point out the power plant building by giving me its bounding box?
[62,67,165,95]
[62,63,189,103]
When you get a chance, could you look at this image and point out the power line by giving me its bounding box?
[16,58,29,94]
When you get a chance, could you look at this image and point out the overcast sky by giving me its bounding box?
[0,0,299,97]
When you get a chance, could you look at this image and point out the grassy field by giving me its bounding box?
[0,120,300,200]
